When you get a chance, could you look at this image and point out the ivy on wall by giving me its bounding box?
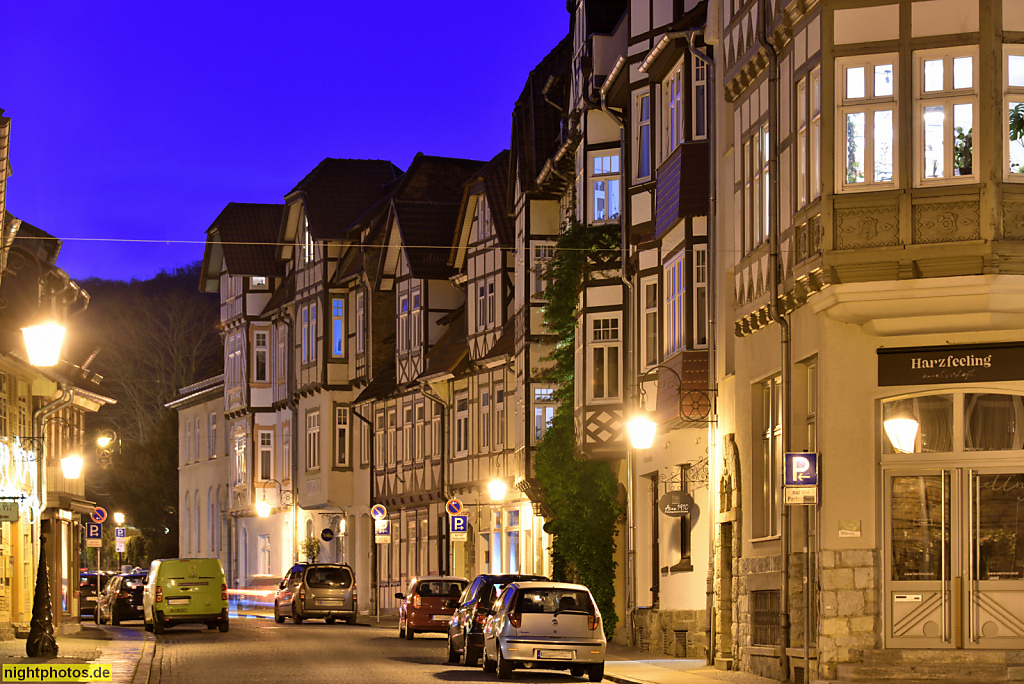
[535,217,623,639]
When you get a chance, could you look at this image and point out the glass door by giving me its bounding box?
[966,470,1024,647]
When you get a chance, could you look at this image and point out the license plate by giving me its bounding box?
[537,650,573,660]
[431,614,450,622]
[167,598,190,606]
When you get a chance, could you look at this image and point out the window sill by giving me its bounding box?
[751,534,781,543]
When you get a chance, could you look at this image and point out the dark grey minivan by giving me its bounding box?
[274,562,357,624]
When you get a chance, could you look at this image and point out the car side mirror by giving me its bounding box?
[279,580,286,590]
[395,592,405,600]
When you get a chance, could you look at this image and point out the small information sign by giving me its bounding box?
[785,486,819,505]
[450,515,468,542]
[374,519,391,544]
[115,539,125,553]
[0,502,18,523]
[86,522,102,548]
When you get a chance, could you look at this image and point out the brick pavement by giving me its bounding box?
[0,623,154,684]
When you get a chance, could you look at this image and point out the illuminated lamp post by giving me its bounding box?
[254,479,293,518]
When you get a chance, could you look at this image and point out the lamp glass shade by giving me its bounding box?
[22,322,66,367]
[627,413,658,450]
[60,453,83,480]
[488,479,507,502]
[113,512,125,525]
[255,498,271,518]
[884,418,919,454]
[96,435,113,449]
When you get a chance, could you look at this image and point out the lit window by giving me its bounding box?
[254,331,268,383]
[693,57,707,141]
[665,254,685,355]
[306,411,320,470]
[836,54,898,191]
[1006,50,1024,177]
[251,276,267,289]
[302,217,314,265]
[637,92,651,179]
[915,48,977,184]
[591,154,620,222]
[534,388,555,442]
[258,430,273,481]
[335,406,349,467]
[332,297,345,358]
[590,317,621,401]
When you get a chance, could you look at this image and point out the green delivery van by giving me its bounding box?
[143,558,229,634]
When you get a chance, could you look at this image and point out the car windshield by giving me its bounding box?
[484,583,507,604]
[305,567,352,589]
[417,580,466,597]
[123,576,146,591]
[515,588,592,614]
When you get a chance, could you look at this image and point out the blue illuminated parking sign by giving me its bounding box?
[785,452,818,486]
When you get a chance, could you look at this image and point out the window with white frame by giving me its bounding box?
[476,283,486,331]
[415,404,425,462]
[335,406,349,467]
[534,387,555,442]
[431,412,441,458]
[399,295,409,351]
[756,376,782,538]
[796,66,823,207]
[837,54,897,190]
[590,316,621,401]
[195,416,200,461]
[665,254,685,355]
[208,489,215,552]
[276,323,286,380]
[486,282,495,327]
[1006,50,1024,177]
[637,91,652,179]
[254,330,268,383]
[209,413,217,457]
[455,397,469,455]
[531,243,554,299]
[666,59,685,155]
[591,153,620,222]
[402,406,413,463]
[641,279,659,369]
[228,333,242,389]
[282,424,290,480]
[386,410,396,466]
[480,389,491,449]
[233,432,246,486]
[302,217,314,265]
[309,301,318,363]
[355,291,365,355]
[741,124,769,253]
[258,430,273,481]
[477,196,492,239]
[306,411,320,470]
[374,411,385,468]
[693,245,708,349]
[693,56,708,140]
[915,47,976,184]
[411,291,422,350]
[301,306,309,364]
[251,276,267,289]
[494,388,504,449]
[185,421,192,464]
[360,417,370,467]
[332,297,345,358]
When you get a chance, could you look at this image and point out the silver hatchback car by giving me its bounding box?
[481,581,606,681]
[274,562,357,624]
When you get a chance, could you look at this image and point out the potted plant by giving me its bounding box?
[954,126,972,176]
[300,536,320,562]
[1010,103,1024,173]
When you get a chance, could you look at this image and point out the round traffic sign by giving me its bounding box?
[445,498,463,516]
[91,507,107,524]
[370,504,387,520]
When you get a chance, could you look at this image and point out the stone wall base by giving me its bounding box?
[632,607,707,660]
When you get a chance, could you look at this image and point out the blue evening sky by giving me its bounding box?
[4,1,569,281]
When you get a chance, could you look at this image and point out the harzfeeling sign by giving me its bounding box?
[878,342,1024,386]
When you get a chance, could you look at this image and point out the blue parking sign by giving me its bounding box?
[785,452,818,486]
[450,516,467,533]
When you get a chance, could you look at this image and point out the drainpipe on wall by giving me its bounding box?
[756,0,793,677]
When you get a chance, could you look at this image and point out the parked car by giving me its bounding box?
[481,581,605,681]
[446,573,547,665]
[79,571,114,617]
[95,572,147,625]
[142,558,229,634]
[396,575,468,639]
[274,562,357,625]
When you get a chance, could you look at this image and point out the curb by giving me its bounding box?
[129,633,156,684]
[605,672,647,684]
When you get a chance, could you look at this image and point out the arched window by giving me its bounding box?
[208,488,215,552]
[184,492,191,555]
[194,490,201,556]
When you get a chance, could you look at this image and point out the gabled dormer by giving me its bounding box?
[374,153,488,385]
[451,150,514,360]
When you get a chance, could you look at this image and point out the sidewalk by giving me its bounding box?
[0,623,155,684]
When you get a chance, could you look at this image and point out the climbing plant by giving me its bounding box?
[535,216,622,640]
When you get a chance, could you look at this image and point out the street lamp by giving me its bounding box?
[113,512,125,526]
[487,479,507,502]
[627,365,684,450]
[254,479,293,518]
[21,322,66,368]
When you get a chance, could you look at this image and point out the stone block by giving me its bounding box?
[837,590,865,616]
[822,568,855,590]
[840,549,875,568]
[854,567,875,590]
[820,617,850,637]
[819,550,836,568]
[850,616,875,633]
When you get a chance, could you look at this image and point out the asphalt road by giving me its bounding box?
[143,616,600,684]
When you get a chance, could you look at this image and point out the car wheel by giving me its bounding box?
[93,608,100,625]
[463,635,480,667]
[570,665,586,677]
[143,613,153,633]
[326,617,336,624]
[446,636,460,663]
[345,616,356,625]
[274,602,284,624]
[482,647,497,674]
[587,663,604,682]
[153,611,165,635]
[496,646,513,680]
[292,605,304,625]
[111,608,120,626]
[218,620,229,633]
[398,618,406,639]
[405,624,415,640]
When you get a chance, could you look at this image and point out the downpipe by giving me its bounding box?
[755,0,793,679]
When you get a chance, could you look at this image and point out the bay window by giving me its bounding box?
[642,279,659,369]
[253,331,268,383]
[915,48,977,184]
[591,153,621,222]
[331,297,345,358]
[637,91,652,179]
[335,406,349,468]
[590,316,621,401]
[665,254,685,355]
[355,291,365,355]
[258,430,273,481]
[534,387,555,443]
[666,60,685,154]
[693,56,707,141]
[693,245,708,349]
[531,242,554,299]
[837,54,897,191]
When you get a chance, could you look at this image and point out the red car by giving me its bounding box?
[396,575,468,639]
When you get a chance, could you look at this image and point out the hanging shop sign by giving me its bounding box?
[878,342,1024,386]
[658,490,699,524]
[0,502,18,523]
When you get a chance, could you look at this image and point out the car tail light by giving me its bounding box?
[299,590,305,601]
[221,583,228,601]
[588,614,600,631]
[474,612,487,624]
[353,585,358,603]
[155,587,163,603]
[118,590,130,600]
[509,612,521,628]
[413,594,421,609]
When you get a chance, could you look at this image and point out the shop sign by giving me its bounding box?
[878,342,1024,386]
[658,490,699,524]
[0,502,18,523]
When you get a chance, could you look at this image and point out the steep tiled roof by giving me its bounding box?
[479,318,515,363]
[290,159,403,241]
[355,363,398,404]
[510,35,572,196]
[391,155,487,280]
[480,150,513,247]
[584,0,627,35]
[210,203,285,277]
[261,270,295,317]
